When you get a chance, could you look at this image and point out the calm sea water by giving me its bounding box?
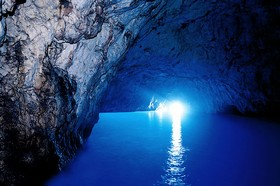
[46,112,280,186]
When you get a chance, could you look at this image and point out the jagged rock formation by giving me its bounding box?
[101,0,280,117]
[0,0,168,184]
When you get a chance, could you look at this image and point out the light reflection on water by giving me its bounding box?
[159,113,189,186]
[46,112,280,186]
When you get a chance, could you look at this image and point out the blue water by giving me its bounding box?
[47,112,280,186]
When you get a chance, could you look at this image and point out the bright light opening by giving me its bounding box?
[169,101,185,123]
[154,100,189,121]
[169,101,184,116]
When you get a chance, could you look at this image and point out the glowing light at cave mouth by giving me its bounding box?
[155,101,188,120]
[169,101,185,121]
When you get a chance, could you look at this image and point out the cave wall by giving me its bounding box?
[0,0,168,184]
[101,0,280,116]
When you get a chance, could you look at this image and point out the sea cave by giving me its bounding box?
[0,0,279,185]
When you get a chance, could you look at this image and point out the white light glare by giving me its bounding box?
[169,101,185,118]
[155,101,189,121]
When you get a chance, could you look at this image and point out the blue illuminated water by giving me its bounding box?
[47,112,280,186]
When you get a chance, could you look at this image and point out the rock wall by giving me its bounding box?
[101,0,280,117]
[0,0,168,184]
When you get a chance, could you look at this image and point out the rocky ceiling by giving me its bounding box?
[101,0,280,116]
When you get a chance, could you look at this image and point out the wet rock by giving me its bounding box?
[0,0,167,184]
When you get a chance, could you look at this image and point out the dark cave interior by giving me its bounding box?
[101,0,280,121]
[0,0,280,185]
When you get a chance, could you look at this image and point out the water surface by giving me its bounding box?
[47,112,280,186]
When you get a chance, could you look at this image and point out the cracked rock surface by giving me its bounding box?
[101,0,280,116]
[0,0,167,184]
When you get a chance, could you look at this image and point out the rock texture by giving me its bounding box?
[101,0,280,117]
[0,0,168,184]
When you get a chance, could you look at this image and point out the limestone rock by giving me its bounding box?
[0,0,167,184]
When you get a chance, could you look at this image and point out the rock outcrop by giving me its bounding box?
[101,0,280,117]
[0,0,168,184]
